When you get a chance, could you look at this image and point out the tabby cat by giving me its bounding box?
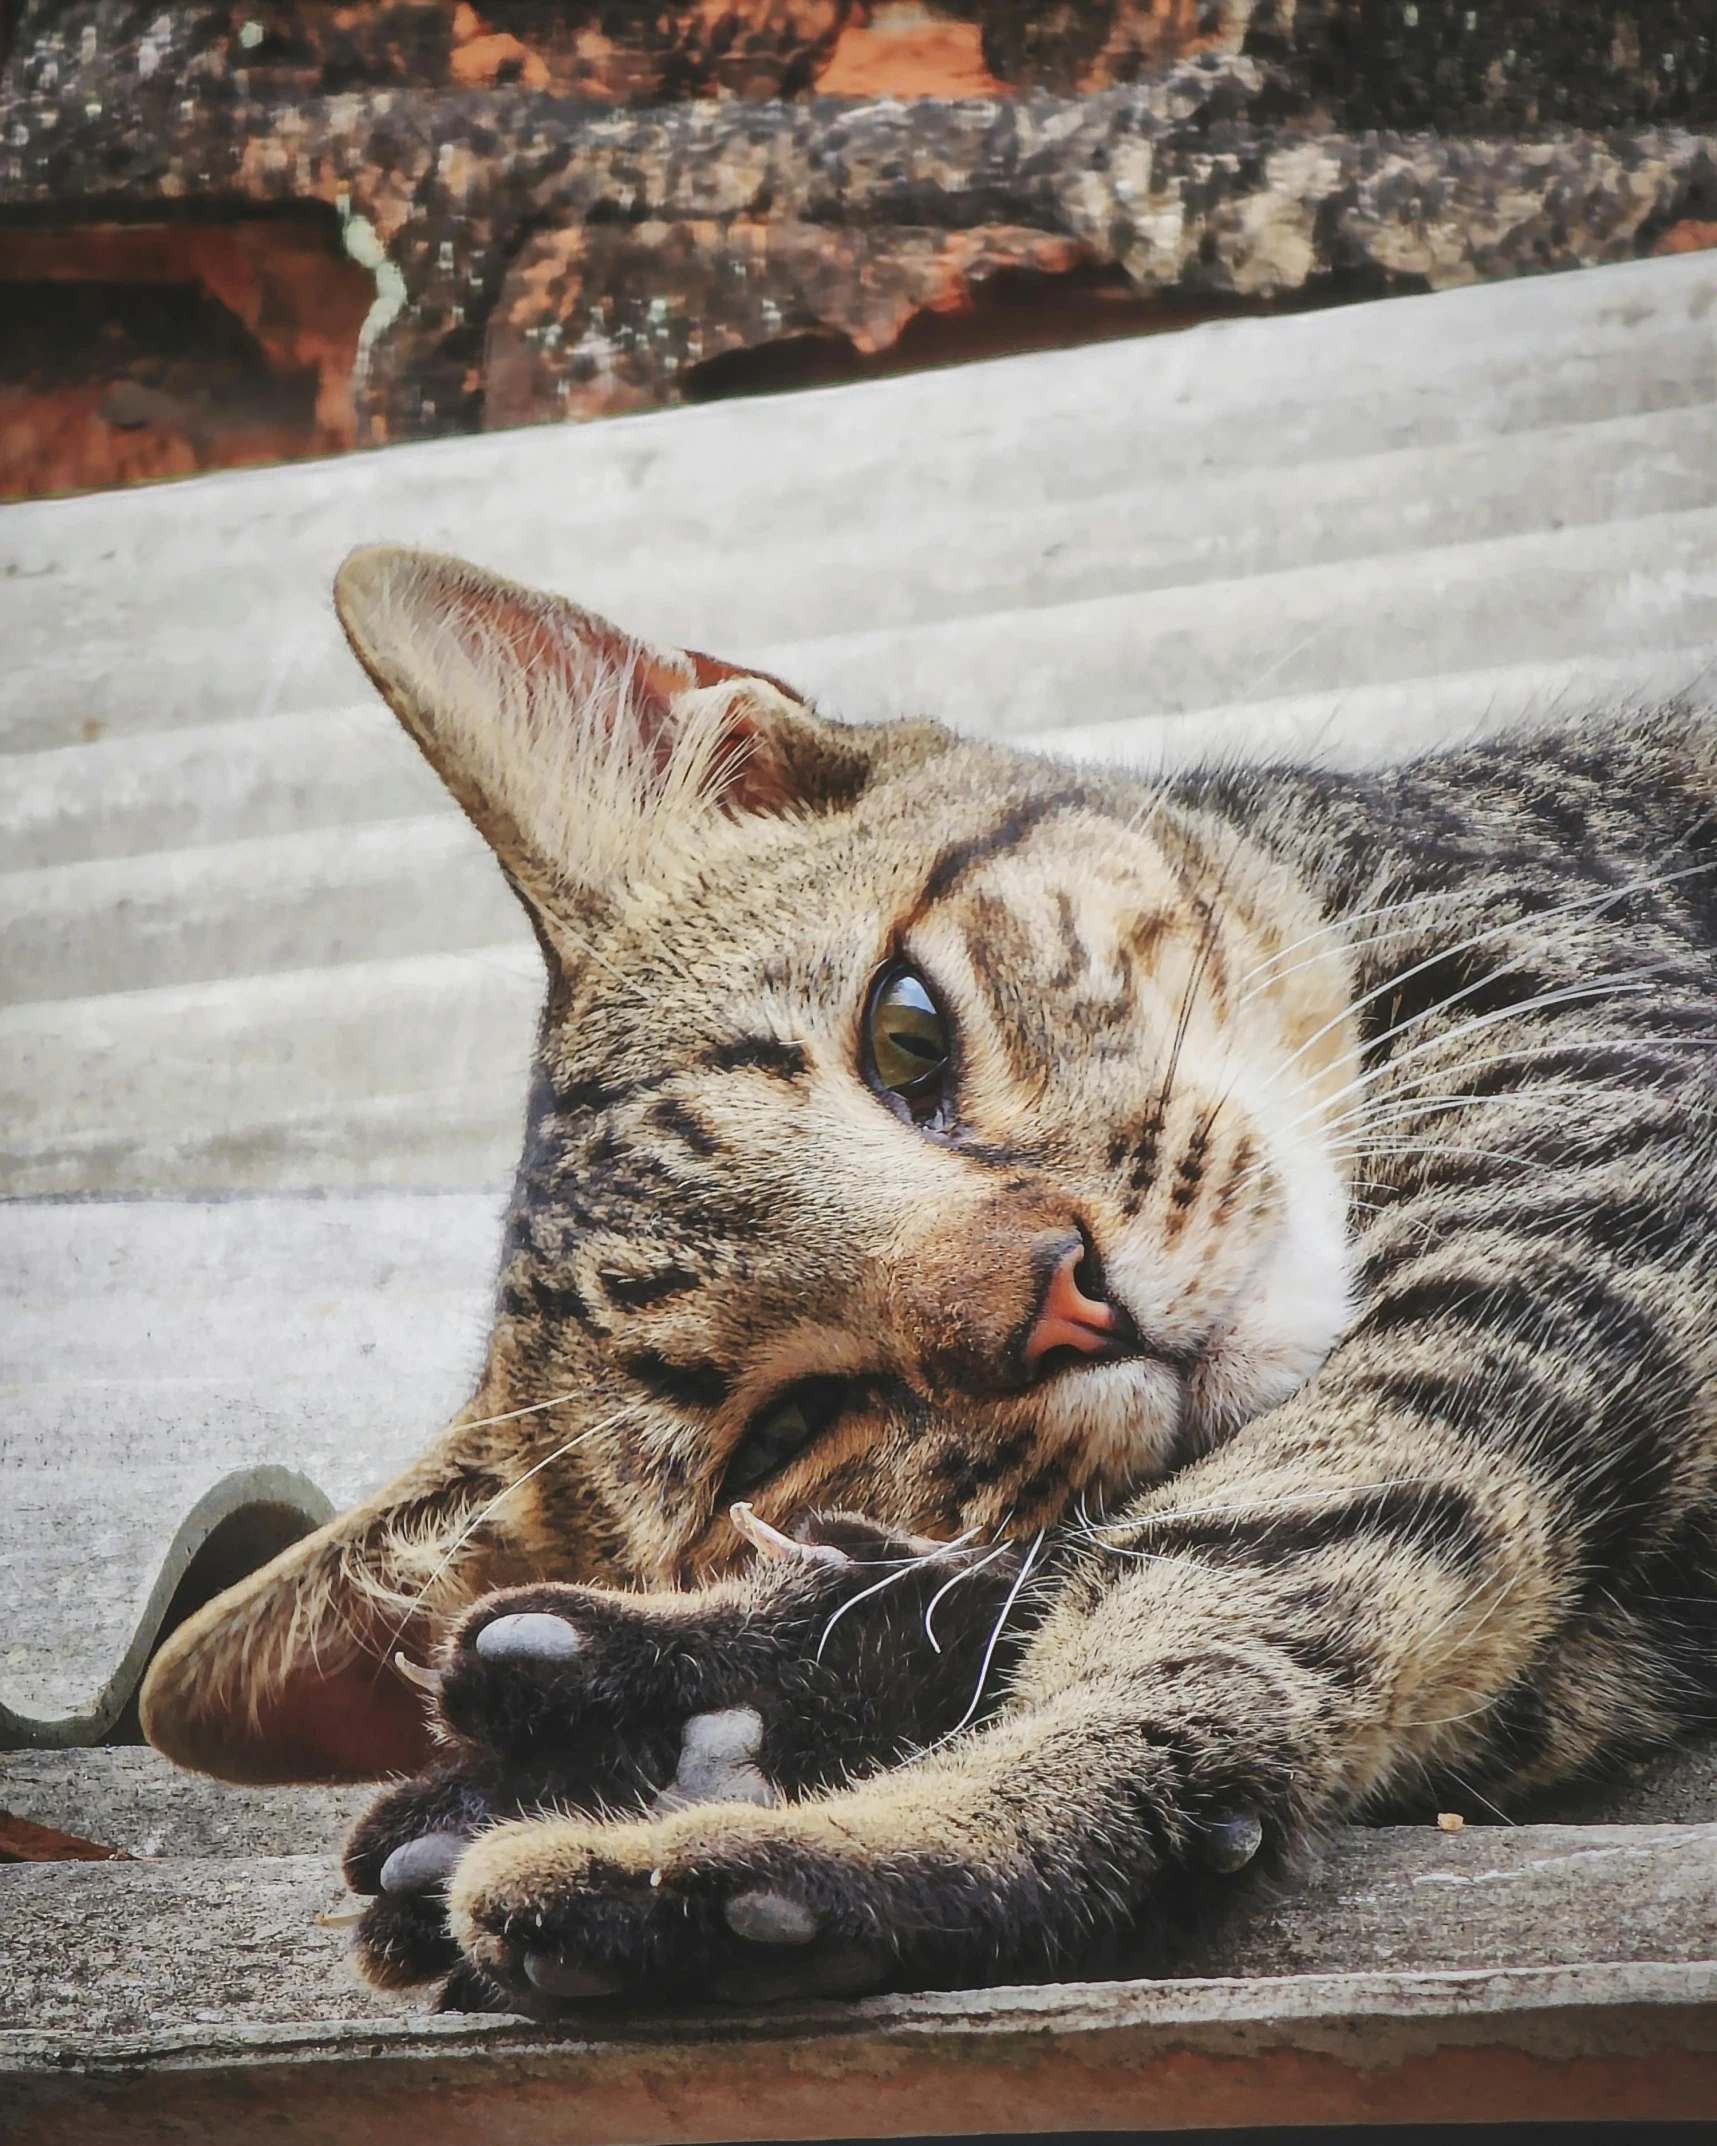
[141,545,1717,2012]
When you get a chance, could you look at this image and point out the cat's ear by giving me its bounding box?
[334,546,935,932]
[138,1415,545,1784]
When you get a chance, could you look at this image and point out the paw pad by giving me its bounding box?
[474,1611,584,1661]
[653,1706,779,1812]
[379,1831,466,1895]
[1198,1810,1264,1873]
[724,1889,818,1946]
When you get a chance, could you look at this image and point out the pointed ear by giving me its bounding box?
[334,546,936,933]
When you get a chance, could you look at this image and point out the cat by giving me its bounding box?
[141,543,1717,2012]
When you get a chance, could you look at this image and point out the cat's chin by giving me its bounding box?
[1033,1355,1190,1488]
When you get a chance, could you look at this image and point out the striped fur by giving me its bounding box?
[143,552,1717,1996]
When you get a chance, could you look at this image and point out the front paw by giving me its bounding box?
[341,1511,1028,2001]
[447,1801,902,2008]
[422,1510,1021,1797]
[342,1763,515,1994]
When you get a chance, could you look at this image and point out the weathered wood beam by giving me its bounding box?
[4,1822,1717,2139]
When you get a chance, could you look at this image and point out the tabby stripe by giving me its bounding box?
[502,1272,595,1330]
[650,1098,720,1156]
[704,1035,810,1080]
[1432,1043,1691,1102]
[600,1265,699,1312]
[1353,1181,1716,1287]
[916,792,1088,912]
[1124,1481,1488,1576]
[624,1352,731,1410]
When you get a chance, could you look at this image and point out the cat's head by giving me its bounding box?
[141,548,1359,1781]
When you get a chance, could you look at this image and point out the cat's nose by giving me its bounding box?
[1023,1238,1123,1377]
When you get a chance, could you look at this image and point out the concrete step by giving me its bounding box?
[6,249,1717,749]
[1,706,445,874]
[1,1191,506,1742]
[11,498,1717,1009]
[13,394,1717,860]
[0,816,523,1009]
[0,1748,367,1860]
[0,949,540,1199]
[4,1823,1716,2039]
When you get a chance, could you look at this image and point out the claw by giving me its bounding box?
[393,1651,444,1695]
[316,1905,367,1929]
[730,1502,853,1568]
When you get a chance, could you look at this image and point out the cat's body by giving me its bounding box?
[141,549,1717,2008]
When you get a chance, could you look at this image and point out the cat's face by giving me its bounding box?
[341,549,1361,1589]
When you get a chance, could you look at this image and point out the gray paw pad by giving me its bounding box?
[474,1612,583,1662]
[1200,1810,1264,1873]
[653,1706,779,1812]
[378,1831,466,1895]
[725,1889,818,1946]
[523,1951,628,1998]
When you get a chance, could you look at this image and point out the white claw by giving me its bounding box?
[393,1651,444,1695]
[730,1502,853,1568]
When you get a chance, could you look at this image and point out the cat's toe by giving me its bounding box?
[446,1805,900,2009]
[434,1584,702,1770]
[651,1707,780,1812]
[343,1770,489,1894]
[353,1886,464,1990]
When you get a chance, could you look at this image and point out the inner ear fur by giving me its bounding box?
[138,1425,562,1785]
[334,545,946,937]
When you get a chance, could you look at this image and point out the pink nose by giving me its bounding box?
[1023,1243,1118,1373]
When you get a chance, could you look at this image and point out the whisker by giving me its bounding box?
[1260,855,1717,1101]
[378,1407,630,1656]
[922,1541,1018,1655]
[916,1529,1047,1755]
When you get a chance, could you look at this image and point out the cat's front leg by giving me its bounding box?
[438,1660,1290,2007]
[434,1393,1566,2008]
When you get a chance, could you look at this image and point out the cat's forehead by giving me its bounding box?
[598,761,1175,999]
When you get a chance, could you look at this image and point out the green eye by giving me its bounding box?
[866,964,950,1102]
[723,1377,851,1494]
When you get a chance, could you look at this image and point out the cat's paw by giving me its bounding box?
[342,1511,1025,1999]
[446,1799,912,2008]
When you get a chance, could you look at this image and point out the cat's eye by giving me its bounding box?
[864,963,950,1112]
[722,1375,853,1495]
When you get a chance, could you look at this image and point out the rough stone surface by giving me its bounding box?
[2,1822,1716,2037]
[0,1749,368,1858]
[0,1192,505,1743]
[7,53,1717,449]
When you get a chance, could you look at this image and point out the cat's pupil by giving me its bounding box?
[867,966,949,1099]
[723,1379,850,1494]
